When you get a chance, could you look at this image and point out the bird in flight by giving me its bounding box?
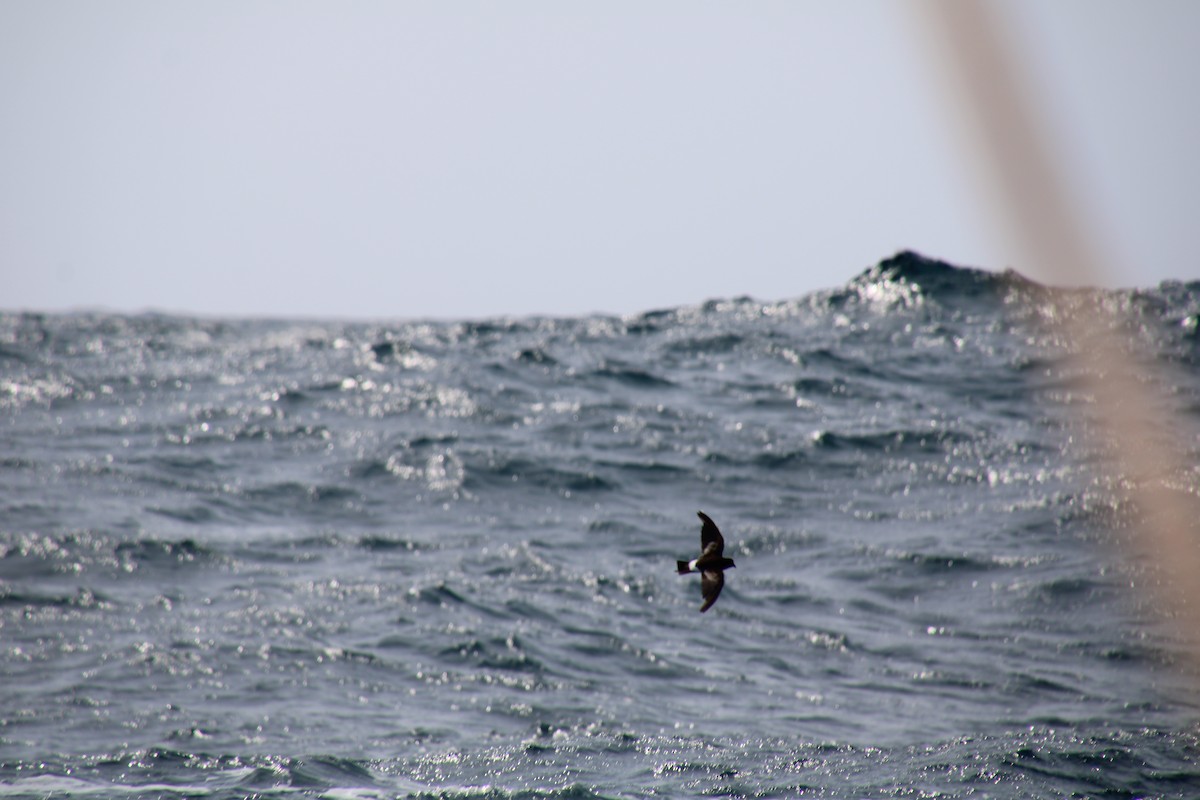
[677,511,736,612]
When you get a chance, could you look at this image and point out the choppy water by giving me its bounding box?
[3,252,1200,798]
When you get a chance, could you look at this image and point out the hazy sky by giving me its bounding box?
[2,2,1198,320]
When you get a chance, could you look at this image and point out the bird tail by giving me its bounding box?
[676,560,691,575]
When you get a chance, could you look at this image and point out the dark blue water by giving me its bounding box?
[3,252,1200,798]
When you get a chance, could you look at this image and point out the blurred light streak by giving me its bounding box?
[917,1,1200,668]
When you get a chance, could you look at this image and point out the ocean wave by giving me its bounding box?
[1,724,1196,798]
[3,256,1200,797]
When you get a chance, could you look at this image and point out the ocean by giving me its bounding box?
[2,252,1199,798]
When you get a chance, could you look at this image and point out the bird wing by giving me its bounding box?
[697,511,724,557]
[699,569,725,613]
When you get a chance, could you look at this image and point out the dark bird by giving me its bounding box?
[676,511,736,612]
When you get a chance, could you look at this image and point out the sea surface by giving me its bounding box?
[3,252,1200,798]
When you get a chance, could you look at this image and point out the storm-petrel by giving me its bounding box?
[676,511,736,612]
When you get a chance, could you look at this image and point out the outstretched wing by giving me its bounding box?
[699,569,725,613]
[697,511,724,557]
